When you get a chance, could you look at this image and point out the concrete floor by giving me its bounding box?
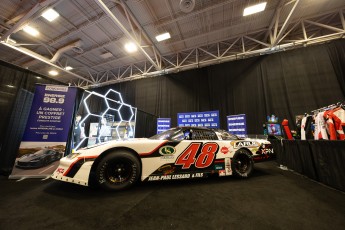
[0,161,344,230]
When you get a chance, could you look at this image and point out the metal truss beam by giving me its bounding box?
[83,8,345,88]
[95,0,163,70]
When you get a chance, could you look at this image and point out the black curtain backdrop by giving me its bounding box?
[1,40,345,175]
[275,140,345,192]
[95,39,345,134]
[0,60,62,175]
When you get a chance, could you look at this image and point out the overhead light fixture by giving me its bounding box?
[23,25,39,36]
[156,32,171,42]
[6,84,15,88]
[49,70,58,76]
[42,8,60,22]
[243,2,267,16]
[65,66,73,71]
[36,76,41,79]
[124,42,138,53]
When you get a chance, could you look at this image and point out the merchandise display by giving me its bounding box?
[302,103,345,140]
[52,127,275,191]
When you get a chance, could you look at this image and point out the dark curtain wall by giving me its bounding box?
[0,60,62,175]
[96,39,345,134]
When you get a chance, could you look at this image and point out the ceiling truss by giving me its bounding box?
[0,0,344,88]
[80,7,345,88]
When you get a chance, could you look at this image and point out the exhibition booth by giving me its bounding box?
[0,39,344,192]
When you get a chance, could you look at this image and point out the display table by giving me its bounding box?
[270,140,345,192]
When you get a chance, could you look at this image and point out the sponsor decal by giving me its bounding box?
[221,146,229,154]
[215,164,224,170]
[158,165,176,175]
[147,173,204,181]
[159,146,176,155]
[224,158,232,175]
[219,170,226,176]
[233,141,258,148]
[56,168,65,174]
[262,148,274,154]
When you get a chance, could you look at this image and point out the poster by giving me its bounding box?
[157,118,171,134]
[10,85,77,179]
[178,111,219,128]
[227,114,247,138]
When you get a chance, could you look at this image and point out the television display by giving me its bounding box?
[267,123,282,136]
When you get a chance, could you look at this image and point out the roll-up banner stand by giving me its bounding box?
[227,114,247,138]
[178,111,219,128]
[9,85,77,179]
[157,118,171,134]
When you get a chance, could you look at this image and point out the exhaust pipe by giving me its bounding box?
[50,40,83,63]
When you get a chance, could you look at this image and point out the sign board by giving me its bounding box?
[10,85,77,179]
[157,118,171,134]
[178,111,219,128]
[227,114,247,138]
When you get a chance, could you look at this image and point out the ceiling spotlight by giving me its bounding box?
[49,70,58,76]
[124,42,138,53]
[42,8,60,22]
[243,2,267,16]
[23,25,39,36]
[6,84,15,88]
[65,66,73,71]
[156,32,171,42]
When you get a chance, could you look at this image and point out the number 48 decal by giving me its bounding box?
[175,143,219,169]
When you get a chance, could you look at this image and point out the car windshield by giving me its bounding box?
[214,129,241,140]
[149,128,184,141]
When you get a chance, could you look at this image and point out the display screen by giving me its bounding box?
[177,110,219,128]
[267,123,282,136]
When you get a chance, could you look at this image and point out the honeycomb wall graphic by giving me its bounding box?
[75,89,136,150]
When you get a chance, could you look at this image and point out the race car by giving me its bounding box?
[16,149,63,169]
[52,127,275,191]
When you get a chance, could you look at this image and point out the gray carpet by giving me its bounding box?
[0,161,344,230]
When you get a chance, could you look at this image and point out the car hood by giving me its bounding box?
[18,153,46,162]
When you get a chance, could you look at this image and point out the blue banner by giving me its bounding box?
[157,118,171,134]
[177,111,219,128]
[227,114,247,138]
[21,85,77,142]
[10,85,77,179]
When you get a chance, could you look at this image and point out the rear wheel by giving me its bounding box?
[96,151,140,191]
[231,149,253,178]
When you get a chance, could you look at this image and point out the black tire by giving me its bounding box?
[231,149,253,178]
[96,151,140,191]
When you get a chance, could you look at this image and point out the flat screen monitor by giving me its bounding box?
[267,123,282,136]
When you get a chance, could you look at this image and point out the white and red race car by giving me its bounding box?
[52,127,275,191]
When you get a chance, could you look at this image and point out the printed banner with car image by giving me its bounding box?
[9,85,77,179]
[177,110,219,128]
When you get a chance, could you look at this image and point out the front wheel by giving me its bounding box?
[231,149,253,178]
[96,151,141,191]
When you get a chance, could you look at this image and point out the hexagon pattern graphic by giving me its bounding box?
[75,89,135,150]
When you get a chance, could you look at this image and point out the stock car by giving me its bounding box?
[52,127,275,191]
[16,149,63,169]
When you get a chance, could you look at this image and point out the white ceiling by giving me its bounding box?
[0,0,344,87]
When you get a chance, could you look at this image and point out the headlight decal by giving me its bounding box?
[64,157,96,178]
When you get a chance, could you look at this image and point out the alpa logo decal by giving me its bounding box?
[233,141,258,148]
[159,146,176,155]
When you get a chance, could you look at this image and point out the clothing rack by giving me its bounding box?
[310,102,343,114]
